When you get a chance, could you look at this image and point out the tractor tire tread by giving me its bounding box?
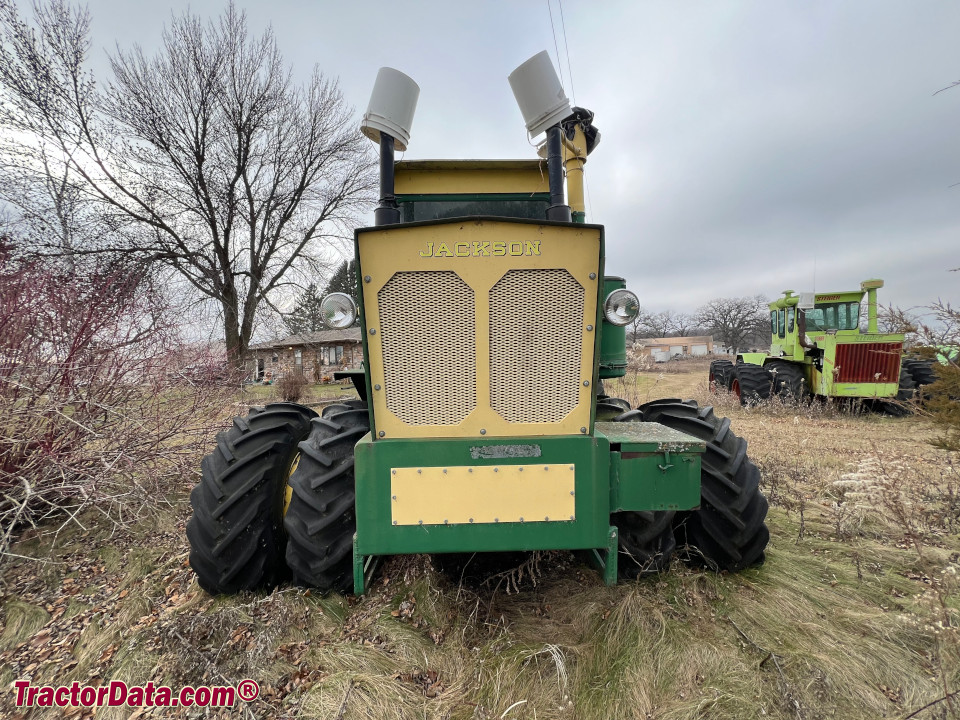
[187,402,317,594]
[634,399,768,572]
[709,360,735,392]
[765,360,810,400]
[904,359,936,387]
[732,364,774,405]
[284,404,370,594]
[614,510,677,577]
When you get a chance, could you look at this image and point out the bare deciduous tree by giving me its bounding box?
[694,295,769,354]
[627,313,645,345]
[639,310,674,338]
[668,312,698,337]
[628,309,701,342]
[916,302,960,451]
[0,1,375,365]
[879,303,919,338]
[882,300,960,451]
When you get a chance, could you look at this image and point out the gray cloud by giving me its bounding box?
[66,1,960,313]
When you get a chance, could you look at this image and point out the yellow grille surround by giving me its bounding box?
[358,219,602,439]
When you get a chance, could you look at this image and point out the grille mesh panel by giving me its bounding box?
[834,342,902,383]
[490,269,584,423]
[378,271,476,425]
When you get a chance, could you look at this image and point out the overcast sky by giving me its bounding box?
[61,1,960,315]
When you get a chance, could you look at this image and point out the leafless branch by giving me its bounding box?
[0,1,375,366]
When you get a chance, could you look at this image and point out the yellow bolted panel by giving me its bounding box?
[390,464,576,526]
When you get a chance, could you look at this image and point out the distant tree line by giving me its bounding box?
[882,300,960,452]
[630,295,770,355]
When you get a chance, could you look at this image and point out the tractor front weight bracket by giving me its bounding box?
[586,526,619,586]
[353,534,379,596]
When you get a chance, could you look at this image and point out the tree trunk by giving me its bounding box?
[221,293,245,369]
[224,323,244,368]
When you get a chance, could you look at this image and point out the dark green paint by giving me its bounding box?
[583,526,620,586]
[397,193,552,222]
[353,433,611,556]
[598,422,703,511]
[599,276,628,379]
[352,536,381,595]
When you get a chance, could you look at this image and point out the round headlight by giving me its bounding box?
[603,289,640,326]
[320,292,357,329]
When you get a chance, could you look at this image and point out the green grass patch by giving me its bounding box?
[0,600,49,650]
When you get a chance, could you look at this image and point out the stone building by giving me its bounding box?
[636,335,715,361]
[244,328,362,383]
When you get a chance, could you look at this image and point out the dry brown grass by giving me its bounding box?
[1,363,958,719]
[603,355,713,408]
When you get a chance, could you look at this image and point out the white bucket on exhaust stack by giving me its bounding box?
[361,67,419,152]
[508,51,571,138]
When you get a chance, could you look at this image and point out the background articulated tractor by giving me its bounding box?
[187,53,769,596]
[711,280,934,407]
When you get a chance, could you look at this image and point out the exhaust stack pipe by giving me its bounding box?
[375,135,400,226]
[360,68,420,226]
[544,126,572,222]
[860,279,884,334]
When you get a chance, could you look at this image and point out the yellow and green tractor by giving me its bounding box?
[187,53,769,595]
[710,280,935,408]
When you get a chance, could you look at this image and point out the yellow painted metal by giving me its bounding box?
[537,126,588,217]
[358,220,601,438]
[865,285,880,333]
[394,160,549,195]
[283,452,301,516]
[390,464,575,525]
[565,155,585,217]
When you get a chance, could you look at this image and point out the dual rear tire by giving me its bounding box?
[708,360,734,392]
[284,402,370,593]
[613,399,769,574]
[878,367,918,416]
[187,403,317,595]
[188,396,767,593]
[187,401,367,595]
[903,359,937,389]
[730,364,774,406]
[765,360,809,400]
[713,359,810,405]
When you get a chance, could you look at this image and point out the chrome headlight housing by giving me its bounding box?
[320,292,358,329]
[603,289,640,326]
